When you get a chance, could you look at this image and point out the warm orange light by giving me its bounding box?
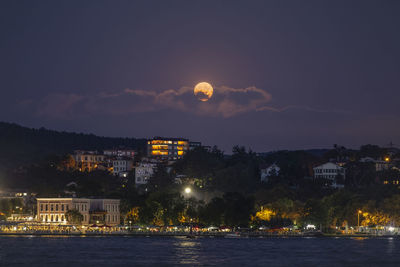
[177,151,184,156]
[194,82,213,101]
[358,210,362,214]
[152,150,168,155]
[151,140,172,145]
[152,145,168,150]
[385,157,390,162]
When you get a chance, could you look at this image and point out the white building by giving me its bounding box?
[135,163,157,185]
[36,198,120,226]
[260,164,280,182]
[112,158,134,176]
[375,160,391,172]
[359,157,376,163]
[104,149,135,159]
[313,162,345,188]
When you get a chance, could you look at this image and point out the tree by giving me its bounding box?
[147,165,174,191]
[223,192,254,227]
[65,209,84,224]
[199,197,225,226]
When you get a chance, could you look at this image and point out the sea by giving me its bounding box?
[0,235,399,266]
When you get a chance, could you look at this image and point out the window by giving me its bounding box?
[51,204,54,211]
[41,204,43,211]
[61,204,64,211]
[56,204,58,211]
[46,204,48,211]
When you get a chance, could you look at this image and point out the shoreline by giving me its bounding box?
[0,232,398,238]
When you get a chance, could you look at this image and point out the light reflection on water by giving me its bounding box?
[387,237,395,254]
[173,239,201,265]
[0,236,400,266]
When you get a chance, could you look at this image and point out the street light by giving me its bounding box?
[357,210,362,231]
[184,187,191,194]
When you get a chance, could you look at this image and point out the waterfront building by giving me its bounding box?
[313,162,345,188]
[260,163,280,182]
[36,198,120,226]
[147,137,189,160]
[135,162,157,185]
[73,150,105,172]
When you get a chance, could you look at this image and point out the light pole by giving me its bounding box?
[183,187,194,237]
[357,210,362,231]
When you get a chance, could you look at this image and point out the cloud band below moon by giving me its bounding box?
[18,85,346,119]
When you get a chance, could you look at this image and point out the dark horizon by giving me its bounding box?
[1,0,400,152]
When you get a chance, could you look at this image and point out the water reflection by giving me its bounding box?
[387,237,395,254]
[173,238,201,265]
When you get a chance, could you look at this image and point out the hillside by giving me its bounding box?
[0,121,147,169]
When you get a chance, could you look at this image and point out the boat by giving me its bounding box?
[225,232,241,238]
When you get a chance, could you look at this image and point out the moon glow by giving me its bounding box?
[194,82,213,102]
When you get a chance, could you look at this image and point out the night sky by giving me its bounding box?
[1,1,399,152]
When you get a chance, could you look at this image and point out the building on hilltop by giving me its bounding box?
[104,149,135,159]
[313,162,345,188]
[112,157,134,177]
[73,150,106,172]
[260,163,280,183]
[189,141,202,150]
[36,198,120,226]
[147,137,189,160]
[135,162,157,185]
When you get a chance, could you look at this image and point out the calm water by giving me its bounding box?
[0,236,399,266]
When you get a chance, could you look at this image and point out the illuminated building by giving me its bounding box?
[147,137,189,160]
[73,150,105,172]
[313,162,346,188]
[36,198,120,226]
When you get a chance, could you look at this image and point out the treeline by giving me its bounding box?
[0,121,146,169]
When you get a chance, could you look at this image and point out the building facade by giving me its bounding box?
[104,149,135,159]
[112,158,134,176]
[313,162,346,188]
[189,141,202,150]
[135,162,157,185]
[36,198,120,226]
[147,137,189,160]
[260,163,280,182]
[73,151,105,172]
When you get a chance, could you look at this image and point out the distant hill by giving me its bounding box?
[257,149,330,158]
[0,121,147,169]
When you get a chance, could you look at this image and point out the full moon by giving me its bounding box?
[194,82,213,102]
